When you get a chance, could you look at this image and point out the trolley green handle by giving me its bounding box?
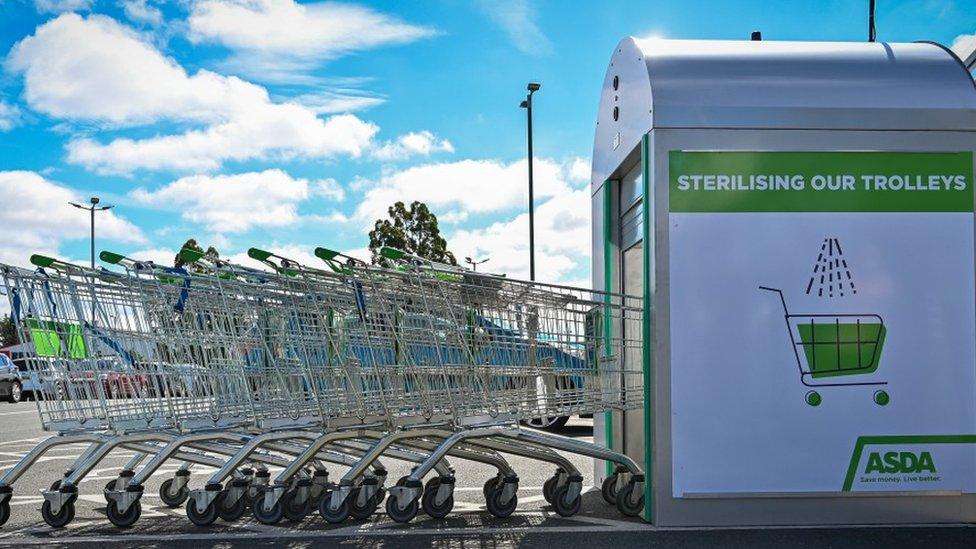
[99,251,126,265]
[29,254,58,268]
[248,248,273,262]
[177,247,205,264]
[380,247,407,261]
[314,247,340,261]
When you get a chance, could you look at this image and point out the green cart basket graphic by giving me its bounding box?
[760,286,889,407]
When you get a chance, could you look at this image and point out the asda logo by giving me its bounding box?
[864,451,936,474]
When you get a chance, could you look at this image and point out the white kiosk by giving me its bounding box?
[590,38,976,526]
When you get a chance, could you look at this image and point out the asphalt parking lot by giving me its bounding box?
[0,401,971,548]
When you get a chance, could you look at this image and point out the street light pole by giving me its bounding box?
[70,197,114,269]
[70,197,114,323]
[464,256,490,272]
[520,82,541,280]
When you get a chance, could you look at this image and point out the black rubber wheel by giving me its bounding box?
[49,479,62,491]
[104,479,118,493]
[6,382,21,403]
[318,490,351,524]
[482,474,502,499]
[0,500,9,527]
[41,499,75,528]
[186,497,219,526]
[615,482,644,517]
[217,490,247,521]
[106,499,141,528]
[252,491,284,525]
[601,474,619,505]
[160,478,189,508]
[385,492,418,523]
[349,487,377,520]
[485,486,517,518]
[395,476,409,488]
[551,484,581,517]
[543,476,559,504]
[421,477,454,519]
[282,489,310,522]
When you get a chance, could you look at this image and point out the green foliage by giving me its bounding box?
[174,238,221,273]
[368,201,457,266]
[0,315,17,348]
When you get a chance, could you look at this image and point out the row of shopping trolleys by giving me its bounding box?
[0,245,646,528]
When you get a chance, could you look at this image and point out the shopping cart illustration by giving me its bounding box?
[760,286,889,407]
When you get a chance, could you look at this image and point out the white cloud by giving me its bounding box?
[371,131,454,161]
[291,90,385,114]
[449,189,590,285]
[187,0,434,83]
[569,157,590,184]
[188,0,434,76]
[951,33,976,69]
[0,102,20,132]
[475,0,552,56]
[33,0,91,13]
[8,14,379,174]
[121,0,163,25]
[352,157,577,226]
[124,247,177,266]
[0,171,146,267]
[131,169,340,233]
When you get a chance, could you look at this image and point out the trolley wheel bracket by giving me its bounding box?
[387,486,419,511]
[434,477,455,507]
[42,488,76,515]
[190,488,220,514]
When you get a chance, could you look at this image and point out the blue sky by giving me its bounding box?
[0,0,973,289]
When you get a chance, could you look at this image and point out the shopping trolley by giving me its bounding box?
[760,286,888,407]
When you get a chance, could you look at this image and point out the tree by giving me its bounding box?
[368,201,457,266]
[0,315,16,348]
[174,238,220,272]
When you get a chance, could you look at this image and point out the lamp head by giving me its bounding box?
[527,82,541,92]
[519,100,528,109]
[90,197,100,205]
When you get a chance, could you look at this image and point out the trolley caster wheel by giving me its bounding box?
[0,500,9,527]
[385,492,418,523]
[104,479,118,493]
[615,482,644,517]
[485,486,517,518]
[160,478,189,508]
[421,477,454,519]
[349,487,378,520]
[873,390,890,406]
[544,475,560,505]
[551,484,582,517]
[318,490,350,524]
[186,497,219,526]
[41,499,75,528]
[282,489,311,522]
[217,490,247,522]
[252,492,284,525]
[106,499,141,528]
[395,476,409,488]
[482,474,502,499]
[805,390,822,407]
[49,479,62,491]
[600,474,619,505]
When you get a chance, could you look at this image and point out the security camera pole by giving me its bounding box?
[520,82,541,280]
[70,197,114,322]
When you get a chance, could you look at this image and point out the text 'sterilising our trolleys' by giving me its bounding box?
[0,245,645,529]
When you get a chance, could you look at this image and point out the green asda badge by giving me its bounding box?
[669,151,974,213]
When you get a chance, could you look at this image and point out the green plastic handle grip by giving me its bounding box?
[30,254,57,268]
[380,247,406,260]
[177,247,205,263]
[248,248,273,261]
[99,251,125,265]
[314,247,339,261]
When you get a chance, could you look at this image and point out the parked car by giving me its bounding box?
[0,354,23,403]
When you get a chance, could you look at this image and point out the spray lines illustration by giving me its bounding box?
[760,238,889,407]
